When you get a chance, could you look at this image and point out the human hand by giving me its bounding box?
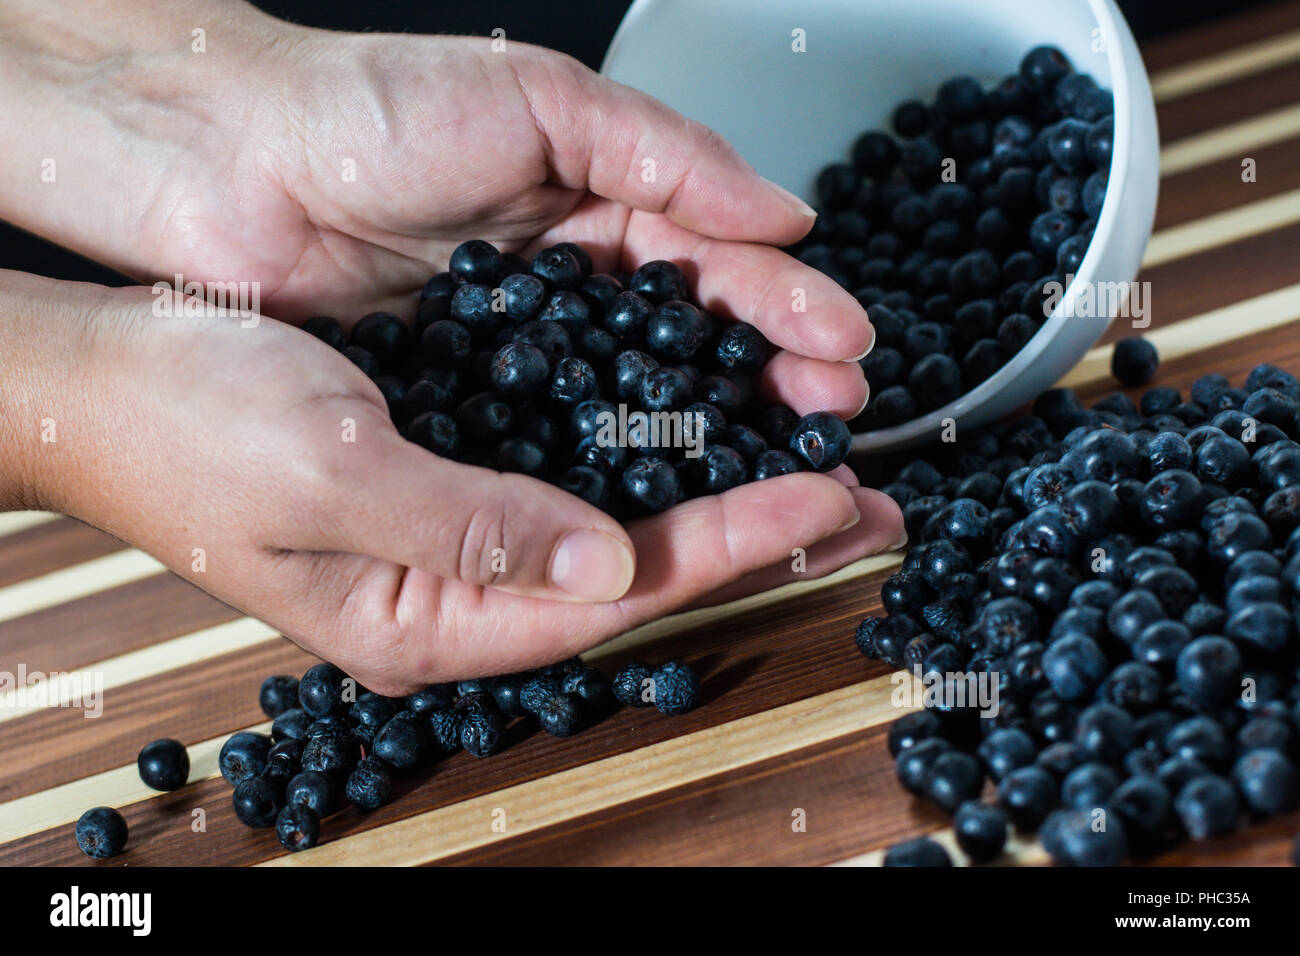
[3,274,903,693]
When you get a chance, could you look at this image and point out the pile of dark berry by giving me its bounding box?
[303,240,851,517]
[75,657,698,857]
[791,45,1114,431]
[862,344,1300,866]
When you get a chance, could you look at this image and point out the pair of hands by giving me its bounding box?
[0,1,902,693]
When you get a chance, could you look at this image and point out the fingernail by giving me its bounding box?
[550,529,635,602]
[893,529,909,551]
[761,177,817,218]
[850,325,877,363]
[836,508,863,534]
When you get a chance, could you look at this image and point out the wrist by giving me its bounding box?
[0,272,141,515]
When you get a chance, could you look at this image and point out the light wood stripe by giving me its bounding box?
[0,618,277,724]
[1151,28,1300,102]
[1058,282,1300,389]
[1160,102,1300,176]
[0,721,272,845]
[262,674,915,866]
[1142,187,1300,268]
[0,512,59,537]
[0,549,164,624]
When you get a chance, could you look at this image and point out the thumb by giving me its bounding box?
[515,49,817,246]
[287,425,637,603]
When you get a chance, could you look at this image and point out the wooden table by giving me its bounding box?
[4,1,1300,867]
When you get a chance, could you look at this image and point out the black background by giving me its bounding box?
[0,0,1270,287]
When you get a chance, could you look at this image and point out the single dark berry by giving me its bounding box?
[232,776,281,828]
[276,803,321,852]
[650,661,701,715]
[137,738,190,791]
[219,731,272,785]
[75,807,128,859]
[345,755,393,810]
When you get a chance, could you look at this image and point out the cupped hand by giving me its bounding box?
[21,278,902,694]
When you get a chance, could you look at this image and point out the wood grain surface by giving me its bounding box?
[2,4,1300,866]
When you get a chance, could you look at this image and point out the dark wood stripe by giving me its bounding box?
[1140,0,1300,74]
[1099,220,1300,345]
[1155,134,1300,230]
[0,573,241,676]
[0,518,125,588]
[0,640,318,805]
[0,575,899,864]
[1155,58,1300,142]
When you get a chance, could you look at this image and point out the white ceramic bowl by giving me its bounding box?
[601,0,1159,451]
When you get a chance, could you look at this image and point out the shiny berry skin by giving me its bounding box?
[233,776,281,828]
[603,290,652,339]
[137,738,190,792]
[562,666,615,717]
[1028,210,1077,260]
[640,366,694,412]
[1232,749,1300,817]
[75,807,128,859]
[1042,634,1108,701]
[559,465,612,510]
[536,694,583,736]
[1020,45,1071,93]
[753,449,801,480]
[997,765,1059,830]
[1175,636,1242,705]
[344,755,393,810]
[651,661,701,715]
[490,342,550,398]
[449,284,502,342]
[272,708,312,743]
[285,770,337,817]
[789,412,851,472]
[645,300,706,361]
[620,456,682,514]
[404,411,459,458]
[977,727,1036,780]
[530,246,583,290]
[1045,118,1091,173]
[276,803,320,852]
[298,663,349,718]
[628,260,687,303]
[450,239,502,285]
[373,713,428,771]
[715,322,769,373]
[1111,337,1158,386]
[500,272,547,323]
[954,801,1008,863]
[219,731,272,785]
[1173,774,1239,839]
[883,836,952,867]
[349,312,413,366]
[612,349,660,402]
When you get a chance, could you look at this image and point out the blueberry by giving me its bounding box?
[628,260,687,303]
[372,713,428,772]
[303,315,345,350]
[978,727,1037,780]
[620,456,682,514]
[298,663,349,719]
[645,300,706,361]
[457,694,507,757]
[349,312,413,366]
[301,730,361,776]
[550,356,598,406]
[450,239,503,285]
[715,322,769,374]
[530,246,583,290]
[752,449,800,480]
[536,694,583,736]
[1029,210,1077,259]
[640,366,694,413]
[404,411,459,458]
[954,801,1008,863]
[1045,118,1091,173]
[233,776,281,828]
[74,807,128,859]
[883,837,952,867]
[1020,46,1072,94]
[276,803,320,852]
[998,765,1059,830]
[219,731,272,785]
[1232,749,1300,817]
[285,770,338,818]
[1040,807,1127,866]
[891,101,931,138]
[449,284,502,342]
[789,412,851,472]
[489,342,550,398]
[271,708,312,743]
[1173,774,1239,839]
[136,738,189,792]
[562,666,615,718]
[1042,634,1108,701]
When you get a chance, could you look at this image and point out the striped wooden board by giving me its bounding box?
[5,2,1300,867]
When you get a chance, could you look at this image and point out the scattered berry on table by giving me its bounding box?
[650,661,701,715]
[258,675,300,718]
[232,776,281,829]
[75,807,128,859]
[1112,337,1159,387]
[218,731,272,785]
[276,804,321,852]
[344,756,393,811]
[136,738,190,792]
[883,836,953,867]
